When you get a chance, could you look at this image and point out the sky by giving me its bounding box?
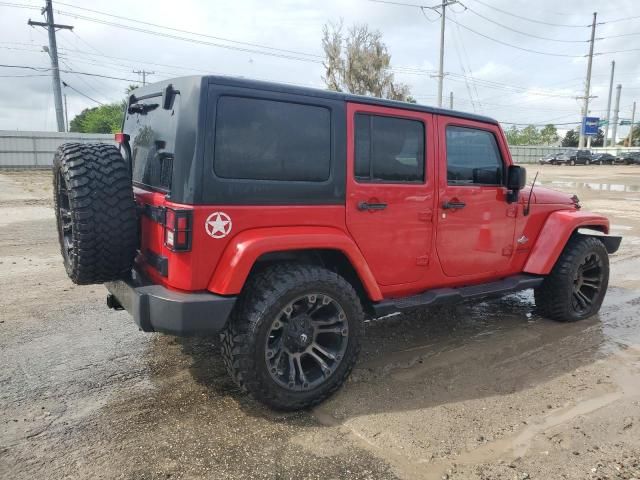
[1,0,639,139]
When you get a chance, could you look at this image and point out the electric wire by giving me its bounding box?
[466,0,589,28]
[61,80,104,105]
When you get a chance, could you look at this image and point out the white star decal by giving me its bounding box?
[205,212,232,239]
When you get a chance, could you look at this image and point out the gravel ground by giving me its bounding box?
[1,165,639,480]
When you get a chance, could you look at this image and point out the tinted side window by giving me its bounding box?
[355,114,425,182]
[446,126,503,186]
[214,96,331,181]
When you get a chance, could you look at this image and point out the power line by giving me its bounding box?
[53,0,323,59]
[599,15,640,25]
[446,16,587,57]
[61,80,103,105]
[0,64,140,82]
[0,73,50,77]
[463,4,589,43]
[467,0,589,28]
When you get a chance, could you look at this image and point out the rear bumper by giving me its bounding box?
[105,269,236,336]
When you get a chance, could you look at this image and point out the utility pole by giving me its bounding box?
[449,91,453,109]
[604,60,615,147]
[436,0,447,108]
[63,93,69,132]
[611,84,622,148]
[627,101,636,147]
[579,12,597,149]
[133,70,154,86]
[28,1,73,133]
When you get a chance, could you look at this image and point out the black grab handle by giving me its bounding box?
[442,201,466,210]
[358,201,388,211]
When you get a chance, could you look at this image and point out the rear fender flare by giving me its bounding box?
[207,226,383,301]
[523,210,611,275]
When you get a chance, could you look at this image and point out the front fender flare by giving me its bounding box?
[523,210,611,275]
[207,226,383,301]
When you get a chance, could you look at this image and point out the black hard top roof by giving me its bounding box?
[187,75,499,126]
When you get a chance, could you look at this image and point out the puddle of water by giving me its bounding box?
[540,180,640,193]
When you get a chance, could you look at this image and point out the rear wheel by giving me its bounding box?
[53,143,137,285]
[535,235,609,322]
[569,159,576,166]
[221,263,363,410]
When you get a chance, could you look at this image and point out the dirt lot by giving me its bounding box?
[1,165,639,480]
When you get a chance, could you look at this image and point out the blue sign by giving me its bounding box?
[582,116,600,136]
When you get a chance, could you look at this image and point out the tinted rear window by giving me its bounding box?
[128,94,179,192]
[214,96,331,182]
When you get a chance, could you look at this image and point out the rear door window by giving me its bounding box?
[354,113,425,182]
[128,95,179,192]
[214,96,331,182]
[445,126,504,186]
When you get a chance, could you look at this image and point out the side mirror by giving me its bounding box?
[506,165,526,203]
[507,165,526,190]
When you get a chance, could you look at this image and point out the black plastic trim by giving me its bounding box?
[201,84,346,205]
[145,250,168,277]
[105,268,236,336]
[372,274,544,317]
[577,232,622,254]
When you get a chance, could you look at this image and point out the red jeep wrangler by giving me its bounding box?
[53,76,621,410]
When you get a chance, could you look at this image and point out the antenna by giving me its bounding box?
[524,171,539,217]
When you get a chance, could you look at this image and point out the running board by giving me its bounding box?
[372,274,544,318]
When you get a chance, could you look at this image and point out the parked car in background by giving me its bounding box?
[556,149,592,165]
[538,153,559,165]
[590,153,616,165]
[615,151,640,165]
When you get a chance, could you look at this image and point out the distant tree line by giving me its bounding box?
[504,124,559,146]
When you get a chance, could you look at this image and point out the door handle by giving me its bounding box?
[442,200,466,210]
[357,201,387,211]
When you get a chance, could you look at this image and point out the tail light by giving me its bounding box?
[164,208,192,252]
[115,132,131,165]
[114,132,130,144]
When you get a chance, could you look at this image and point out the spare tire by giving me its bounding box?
[53,143,138,285]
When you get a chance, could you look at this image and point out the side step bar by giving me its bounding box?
[372,274,544,317]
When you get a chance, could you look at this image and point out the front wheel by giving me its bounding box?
[535,236,609,322]
[585,159,591,165]
[569,159,576,166]
[221,263,363,410]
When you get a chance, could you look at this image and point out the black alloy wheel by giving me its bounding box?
[55,170,74,265]
[265,293,349,392]
[571,251,604,315]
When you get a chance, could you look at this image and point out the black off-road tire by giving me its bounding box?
[220,263,364,410]
[534,235,609,322]
[53,143,137,285]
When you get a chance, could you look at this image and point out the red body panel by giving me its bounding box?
[345,103,436,286]
[523,210,609,274]
[207,226,382,300]
[434,115,516,277]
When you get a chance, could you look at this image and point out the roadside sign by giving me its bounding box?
[582,116,600,136]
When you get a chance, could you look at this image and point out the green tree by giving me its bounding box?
[540,124,559,145]
[322,21,412,101]
[70,85,137,134]
[519,124,542,145]
[69,104,124,134]
[561,129,579,147]
[505,125,521,145]
[590,128,605,147]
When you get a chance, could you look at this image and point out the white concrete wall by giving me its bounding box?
[0,131,115,168]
